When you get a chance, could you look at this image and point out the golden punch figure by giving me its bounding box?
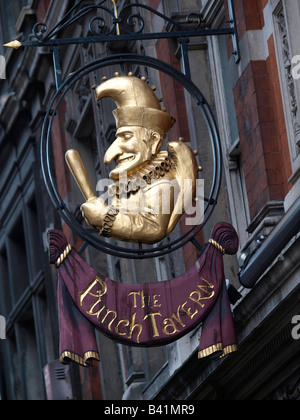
[66,75,199,244]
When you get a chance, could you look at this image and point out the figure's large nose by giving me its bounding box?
[104,141,122,165]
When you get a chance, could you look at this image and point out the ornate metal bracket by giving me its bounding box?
[4,0,240,259]
[40,53,223,259]
[4,0,240,88]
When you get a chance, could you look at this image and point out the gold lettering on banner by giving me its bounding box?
[170,302,198,330]
[163,317,179,335]
[78,276,215,343]
[100,309,117,331]
[198,277,215,297]
[171,305,186,328]
[181,301,198,319]
[115,319,130,336]
[128,313,143,343]
[88,303,105,318]
[143,312,162,338]
[79,277,107,307]
[153,295,161,308]
[129,291,143,308]
[129,291,162,309]
[189,277,215,308]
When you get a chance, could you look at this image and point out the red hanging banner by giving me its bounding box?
[49,223,239,367]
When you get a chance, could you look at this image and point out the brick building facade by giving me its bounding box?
[0,0,299,400]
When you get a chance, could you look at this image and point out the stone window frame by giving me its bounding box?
[271,0,300,186]
[204,1,251,251]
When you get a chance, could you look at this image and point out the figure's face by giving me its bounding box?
[104,126,160,179]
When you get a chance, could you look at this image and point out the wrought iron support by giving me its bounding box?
[179,38,191,80]
[11,27,239,48]
[78,241,89,256]
[4,0,241,72]
[52,46,63,90]
[4,0,241,260]
[227,0,240,63]
[40,53,223,260]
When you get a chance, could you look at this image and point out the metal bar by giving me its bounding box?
[227,0,240,63]
[78,241,89,255]
[239,196,300,288]
[191,237,203,253]
[40,53,223,259]
[52,46,63,90]
[22,27,235,49]
[179,38,191,80]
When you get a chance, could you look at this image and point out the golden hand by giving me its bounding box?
[65,149,108,228]
[81,197,108,229]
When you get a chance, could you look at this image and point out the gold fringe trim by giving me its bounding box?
[198,343,223,359]
[198,343,238,359]
[56,244,72,268]
[220,344,238,358]
[60,350,100,367]
[208,239,226,255]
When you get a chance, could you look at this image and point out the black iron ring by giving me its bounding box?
[40,54,222,259]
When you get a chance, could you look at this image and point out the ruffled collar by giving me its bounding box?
[108,151,175,198]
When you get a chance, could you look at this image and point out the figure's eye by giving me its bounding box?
[123,133,133,141]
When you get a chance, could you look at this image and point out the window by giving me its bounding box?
[0,151,55,399]
[7,216,29,304]
[209,19,250,249]
[0,199,53,399]
[0,248,12,318]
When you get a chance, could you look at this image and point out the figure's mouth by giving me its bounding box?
[117,155,135,165]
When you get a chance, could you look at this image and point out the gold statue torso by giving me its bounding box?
[65,75,199,244]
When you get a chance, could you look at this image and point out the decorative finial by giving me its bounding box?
[111,0,120,36]
[3,40,22,50]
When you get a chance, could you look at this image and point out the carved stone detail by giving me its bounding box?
[276,9,300,147]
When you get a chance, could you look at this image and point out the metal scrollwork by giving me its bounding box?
[119,3,194,34]
[89,15,114,36]
[6,0,239,62]
[31,2,113,42]
[1,0,241,256]
[32,22,48,40]
[123,13,145,34]
[116,3,203,36]
[30,1,204,43]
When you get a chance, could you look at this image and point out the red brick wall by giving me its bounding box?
[234,0,264,40]
[153,32,200,270]
[36,0,51,22]
[230,0,292,220]
[153,38,190,142]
